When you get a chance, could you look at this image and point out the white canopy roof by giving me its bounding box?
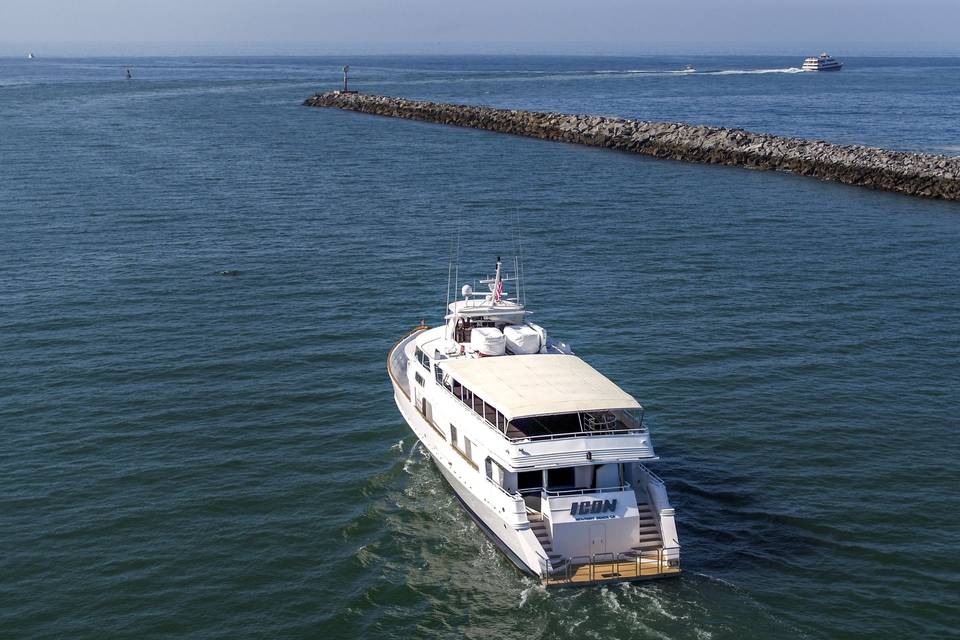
[439,354,641,420]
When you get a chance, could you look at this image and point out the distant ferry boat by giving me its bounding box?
[387,257,680,586]
[802,53,842,71]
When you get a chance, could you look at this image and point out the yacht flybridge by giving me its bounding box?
[387,258,680,585]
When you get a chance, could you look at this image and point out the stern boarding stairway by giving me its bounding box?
[541,492,680,585]
[529,502,664,575]
[526,474,679,586]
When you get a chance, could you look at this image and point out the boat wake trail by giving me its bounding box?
[707,67,804,75]
[595,67,804,77]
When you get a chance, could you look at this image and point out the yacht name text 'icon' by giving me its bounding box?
[387,257,681,586]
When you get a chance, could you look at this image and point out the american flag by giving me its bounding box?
[494,279,504,302]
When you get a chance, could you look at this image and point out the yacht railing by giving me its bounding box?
[387,329,426,401]
[542,485,630,497]
[638,463,666,486]
[485,476,521,500]
[514,426,646,443]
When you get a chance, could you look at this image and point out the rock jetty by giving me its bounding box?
[304,92,960,202]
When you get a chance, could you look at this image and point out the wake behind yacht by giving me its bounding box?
[387,258,680,585]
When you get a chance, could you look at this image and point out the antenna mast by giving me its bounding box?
[516,211,526,306]
[445,234,454,336]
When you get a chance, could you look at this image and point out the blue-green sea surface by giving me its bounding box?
[1,55,959,639]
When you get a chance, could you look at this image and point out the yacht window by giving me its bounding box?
[450,424,458,446]
[414,372,424,386]
[445,378,504,430]
[517,470,543,491]
[506,411,630,440]
[463,437,473,460]
[482,402,496,425]
[414,347,431,371]
[547,467,576,491]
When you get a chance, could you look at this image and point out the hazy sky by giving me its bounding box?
[2,0,959,55]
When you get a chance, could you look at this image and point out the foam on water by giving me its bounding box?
[709,67,804,74]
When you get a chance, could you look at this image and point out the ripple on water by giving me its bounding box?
[2,55,959,640]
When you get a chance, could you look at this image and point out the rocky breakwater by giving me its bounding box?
[304,92,960,202]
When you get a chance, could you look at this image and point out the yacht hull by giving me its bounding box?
[390,379,542,576]
[432,457,535,576]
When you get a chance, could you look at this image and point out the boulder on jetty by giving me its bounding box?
[303,92,960,202]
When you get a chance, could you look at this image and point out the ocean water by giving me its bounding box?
[1,55,959,639]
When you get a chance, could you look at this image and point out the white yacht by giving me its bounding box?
[387,257,681,585]
[802,53,842,71]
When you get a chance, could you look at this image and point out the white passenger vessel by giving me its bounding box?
[387,258,680,586]
[802,53,842,71]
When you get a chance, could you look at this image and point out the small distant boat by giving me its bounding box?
[126,68,133,80]
[27,52,35,60]
[802,53,842,71]
[680,64,696,73]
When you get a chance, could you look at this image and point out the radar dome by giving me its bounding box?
[461,284,473,298]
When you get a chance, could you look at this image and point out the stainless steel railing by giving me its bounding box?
[542,485,630,497]
[553,547,682,584]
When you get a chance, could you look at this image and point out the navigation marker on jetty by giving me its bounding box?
[338,65,358,95]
